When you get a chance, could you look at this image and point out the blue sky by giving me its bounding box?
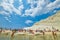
[0,0,60,29]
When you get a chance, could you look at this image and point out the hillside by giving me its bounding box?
[24,11,60,30]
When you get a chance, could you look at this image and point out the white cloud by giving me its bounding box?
[2,0,8,2]
[1,2,12,13]
[47,0,60,8]
[10,4,22,15]
[23,8,33,16]
[25,20,33,24]
[43,0,60,13]
[4,17,9,20]
[0,0,60,17]
[19,0,22,2]
[0,0,25,16]
[0,11,11,16]
[23,0,60,17]
[18,5,24,12]
[53,10,57,13]
[0,0,23,15]
[23,0,48,17]
[4,17,11,22]
[27,0,32,4]
[8,0,14,4]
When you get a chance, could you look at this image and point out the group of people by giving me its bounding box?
[0,27,60,38]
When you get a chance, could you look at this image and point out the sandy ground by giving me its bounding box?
[0,32,60,40]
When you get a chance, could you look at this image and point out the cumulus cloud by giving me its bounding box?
[0,11,10,16]
[19,0,22,2]
[0,0,24,15]
[4,17,11,22]
[42,0,60,12]
[18,5,24,12]
[0,2,12,13]
[23,0,60,17]
[0,0,60,17]
[8,0,14,4]
[25,20,33,24]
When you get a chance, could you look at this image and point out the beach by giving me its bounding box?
[0,31,60,40]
